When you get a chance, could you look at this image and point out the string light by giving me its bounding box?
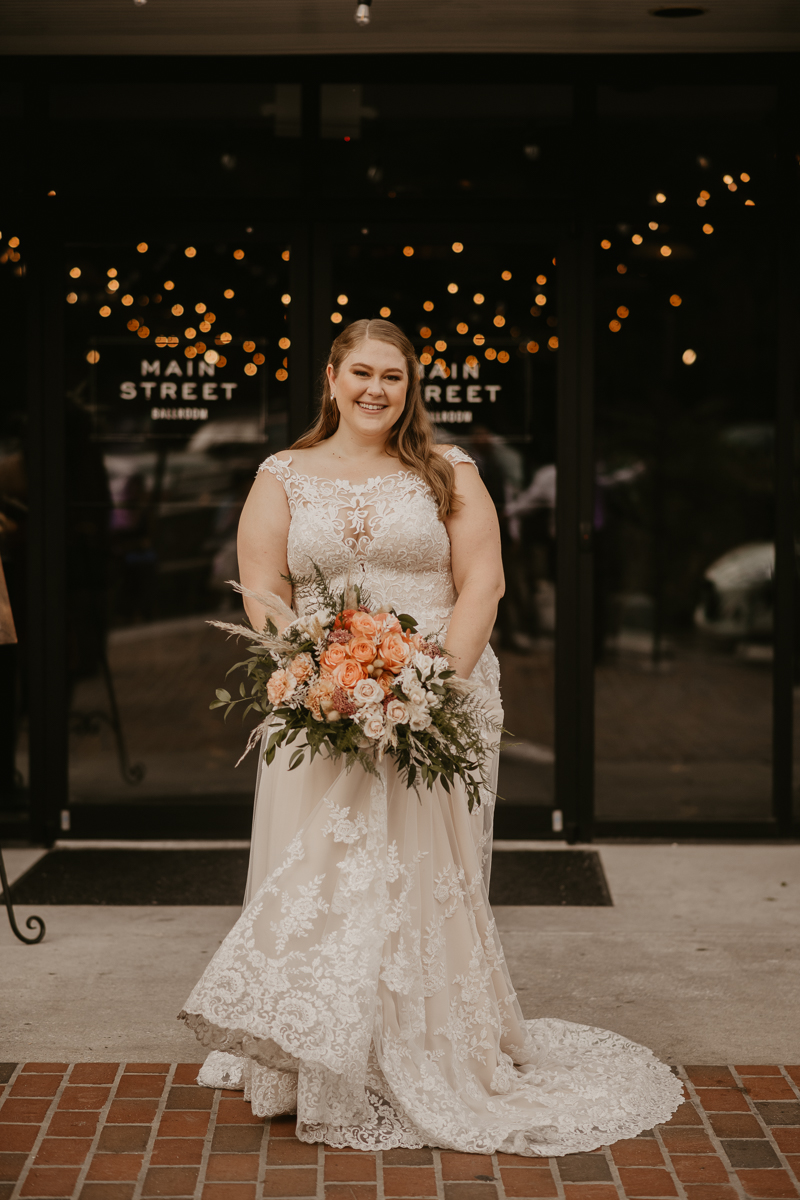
[331,312,343,323]
[185,246,197,257]
[682,349,697,364]
[224,289,235,299]
[435,340,447,351]
[276,368,288,380]
[609,319,622,332]
[380,307,391,317]
[136,242,148,253]
[632,234,643,245]
[420,326,432,338]
[473,334,485,346]
[452,242,464,253]
[493,315,505,327]
[465,355,478,367]
[172,304,184,315]
[69,267,81,278]
[473,293,484,304]
[86,350,100,364]
[617,264,627,274]
[403,246,414,257]
[8,237,20,248]
[279,337,291,349]
[281,294,291,305]
[137,326,150,338]
[127,319,139,331]
[233,249,245,259]
[107,268,118,278]
[600,240,611,249]
[548,336,559,350]
[337,294,349,305]
[617,306,629,318]
[281,250,291,261]
[99,306,111,317]
[185,346,197,359]
[243,340,256,352]
[655,193,666,203]
[501,270,512,280]
[456,323,468,334]
[485,348,497,360]
[702,224,714,234]
[195,303,207,314]
[164,281,175,290]
[527,341,539,353]
[204,349,219,365]
[253,353,265,365]
[420,352,432,365]
[447,283,458,294]
[423,301,434,311]
[741,172,751,182]
[107,280,119,292]
[745,200,755,207]
[660,246,672,257]
[498,351,510,363]
[670,294,682,306]
[534,293,547,306]
[185,327,197,339]
[245,363,257,375]
[217,356,227,368]
[649,222,659,230]
[66,292,77,304]
[536,275,547,285]
[723,174,733,184]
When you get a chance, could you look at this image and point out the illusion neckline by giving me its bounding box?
[271,454,420,490]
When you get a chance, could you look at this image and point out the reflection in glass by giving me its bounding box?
[64,236,291,831]
[330,232,557,828]
[594,84,778,823]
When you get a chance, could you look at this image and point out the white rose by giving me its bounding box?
[361,705,386,740]
[352,677,385,708]
[412,651,435,678]
[408,703,432,732]
[385,699,409,725]
[406,684,426,708]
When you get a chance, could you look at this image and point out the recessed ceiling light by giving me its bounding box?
[650,6,708,16]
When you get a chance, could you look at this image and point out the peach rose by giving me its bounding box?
[289,652,314,683]
[350,611,378,638]
[381,613,402,634]
[267,668,297,706]
[332,659,366,690]
[408,632,424,651]
[349,636,377,664]
[320,642,347,672]
[379,632,412,673]
[334,608,357,631]
[376,672,396,696]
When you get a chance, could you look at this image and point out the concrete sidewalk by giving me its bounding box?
[1,842,798,1064]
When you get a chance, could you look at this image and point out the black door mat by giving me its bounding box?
[8,848,612,907]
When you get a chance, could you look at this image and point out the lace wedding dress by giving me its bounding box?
[179,447,682,1155]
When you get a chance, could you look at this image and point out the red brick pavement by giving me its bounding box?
[0,1064,798,1200]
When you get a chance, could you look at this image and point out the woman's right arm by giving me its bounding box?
[236,467,293,632]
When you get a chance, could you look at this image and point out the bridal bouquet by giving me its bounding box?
[209,571,500,812]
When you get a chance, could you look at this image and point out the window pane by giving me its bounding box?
[329,227,558,832]
[594,84,778,823]
[64,230,292,832]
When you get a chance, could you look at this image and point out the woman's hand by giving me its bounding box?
[236,462,293,632]
[442,457,505,678]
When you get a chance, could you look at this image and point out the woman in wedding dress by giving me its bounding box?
[179,318,682,1155]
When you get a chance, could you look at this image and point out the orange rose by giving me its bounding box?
[334,608,357,631]
[320,642,347,672]
[332,659,366,690]
[379,632,412,673]
[350,611,378,638]
[349,636,377,664]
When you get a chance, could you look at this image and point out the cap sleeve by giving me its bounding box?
[256,453,293,481]
[441,445,478,469]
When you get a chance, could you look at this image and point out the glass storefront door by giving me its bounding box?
[63,224,294,836]
[327,223,561,836]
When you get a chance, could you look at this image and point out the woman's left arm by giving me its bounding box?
[443,462,505,677]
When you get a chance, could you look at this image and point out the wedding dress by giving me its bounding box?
[179,446,682,1155]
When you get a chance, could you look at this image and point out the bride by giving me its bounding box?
[179,317,682,1154]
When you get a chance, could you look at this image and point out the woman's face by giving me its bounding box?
[328,339,408,442]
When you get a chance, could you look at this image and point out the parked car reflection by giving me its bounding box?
[694,542,774,641]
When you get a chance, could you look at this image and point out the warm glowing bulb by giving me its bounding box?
[275,368,288,381]
[423,300,434,311]
[107,280,120,292]
[632,234,643,245]
[233,249,245,260]
[473,334,485,346]
[69,267,81,278]
[452,242,464,253]
[99,306,111,317]
[473,293,484,304]
[617,264,627,274]
[655,193,666,204]
[498,351,510,363]
[682,349,697,365]
[670,294,682,307]
[420,326,432,338]
[279,337,291,349]
[723,174,733,185]
[66,292,77,304]
[447,283,458,294]
[548,336,559,350]
[600,240,611,249]
[501,270,512,281]
[224,289,235,299]
[164,280,175,290]
[617,306,629,318]
[535,293,547,306]
[172,304,184,316]
[740,172,750,183]
[609,319,622,332]
[536,275,547,286]
[527,341,539,353]
[649,222,659,230]
[281,250,291,261]
[136,242,148,253]
[185,246,197,258]
[195,303,207,314]
[703,224,714,234]
[379,306,391,318]
[485,348,497,360]
[86,350,100,364]
[204,349,220,365]
[245,363,257,376]
[456,322,468,334]
[107,268,117,278]
[243,341,256,352]
[184,327,197,339]
[493,315,505,327]
[435,340,447,352]
[331,311,343,323]
[660,246,672,257]
[403,246,414,257]
[281,294,291,305]
[337,294,349,305]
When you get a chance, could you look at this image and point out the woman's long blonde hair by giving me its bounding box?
[291,318,460,520]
